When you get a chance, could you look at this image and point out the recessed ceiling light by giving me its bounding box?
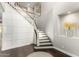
[67,11,71,14]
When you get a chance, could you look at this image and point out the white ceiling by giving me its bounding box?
[1,2,79,16]
[53,2,79,15]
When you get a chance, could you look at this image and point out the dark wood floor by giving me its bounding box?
[34,48,70,57]
[0,44,34,57]
[0,44,70,57]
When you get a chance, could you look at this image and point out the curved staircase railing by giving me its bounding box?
[1,3,54,49]
[7,2,40,46]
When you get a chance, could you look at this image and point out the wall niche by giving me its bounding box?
[59,12,79,37]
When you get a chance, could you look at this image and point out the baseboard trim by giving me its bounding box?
[53,46,78,57]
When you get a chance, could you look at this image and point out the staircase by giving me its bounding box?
[7,2,53,49]
[34,30,53,49]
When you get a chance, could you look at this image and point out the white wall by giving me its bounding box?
[53,2,79,56]
[36,2,54,40]
[60,13,79,36]
[37,2,60,42]
[38,2,79,56]
[2,3,34,50]
[36,3,53,30]
[0,23,2,47]
[54,12,79,56]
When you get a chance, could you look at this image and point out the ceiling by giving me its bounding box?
[1,2,79,16]
[53,2,79,15]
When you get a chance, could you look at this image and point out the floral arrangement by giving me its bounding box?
[64,22,77,30]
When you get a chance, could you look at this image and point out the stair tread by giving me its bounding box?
[39,42,52,45]
[38,36,48,38]
[38,37,48,39]
[39,35,47,38]
[39,40,50,42]
[38,33,47,35]
[38,33,46,35]
[39,35,48,37]
[34,46,54,49]
[38,32,46,34]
